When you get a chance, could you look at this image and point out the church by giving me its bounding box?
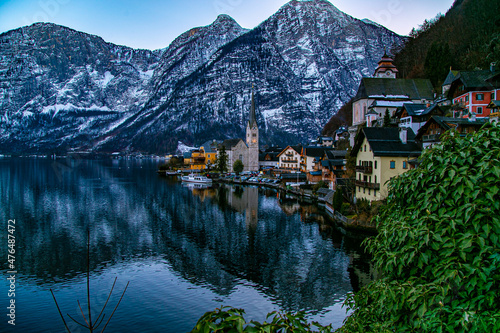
[220,89,260,172]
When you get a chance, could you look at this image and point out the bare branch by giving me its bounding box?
[50,289,72,333]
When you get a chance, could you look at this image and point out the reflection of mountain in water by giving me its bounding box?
[0,159,367,313]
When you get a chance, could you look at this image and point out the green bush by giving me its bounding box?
[190,306,332,332]
[339,123,500,332]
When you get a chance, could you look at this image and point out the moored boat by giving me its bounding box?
[181,174,213,184]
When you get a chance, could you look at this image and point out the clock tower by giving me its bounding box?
[246,87,259,171]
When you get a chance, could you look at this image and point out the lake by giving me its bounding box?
[0,157,373,332]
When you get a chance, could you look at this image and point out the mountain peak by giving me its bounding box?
[214,14,237,24]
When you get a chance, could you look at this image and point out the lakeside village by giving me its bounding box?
[158,53,500,231]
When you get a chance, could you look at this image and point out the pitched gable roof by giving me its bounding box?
[415,116,488,140]
[398,103,443,117]
[354,78,434,102]
[277,145,302,157]
[352,127,421,157]
[442,69,460,86]
[221,138,245,149]
[303,146,334,158]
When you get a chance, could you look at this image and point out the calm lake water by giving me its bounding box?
[0,158,373,332]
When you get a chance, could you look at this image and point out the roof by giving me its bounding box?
[325,150,348,159]
[322,159,346,167]
[260,151,280,161]
[354,78,434,102]
[415,116,488,139]
[374,52,398,74]
[303,146,334,157]
[200,140,220,153]
[442,69,460,86]
[399,103,442,117]
[454,70,498,89]
[369,100,408,109]
[277,145,302,157]
[352,127,422,157]
[221,138,245,149]
[487,100,500,109]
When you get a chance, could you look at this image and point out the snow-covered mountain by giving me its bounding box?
[0,0,403,154]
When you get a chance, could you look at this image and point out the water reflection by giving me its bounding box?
[0,158,373,332]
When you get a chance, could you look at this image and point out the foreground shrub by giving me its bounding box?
[191,306,332,332]
[339,123,500,332]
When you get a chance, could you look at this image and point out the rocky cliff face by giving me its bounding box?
[0,0,403,154]
[0,22,161,153]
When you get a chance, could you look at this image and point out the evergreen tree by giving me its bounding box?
[332,186,344,211]
[216,145,228,173]
[383,109,391,127]
[424,42,454,88]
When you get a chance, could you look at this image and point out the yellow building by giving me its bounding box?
[186,149,206,170]
[200,140,219,170]
[352,127,421,202]
[184,140,220,171]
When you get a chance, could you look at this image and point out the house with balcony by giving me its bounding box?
[352,127,421,202]
[415,116,488,149]
[396,103,444,134]
[277,145,302,171]
[446,63,500,118]
[301,146,334,172]
[320,150,348,190]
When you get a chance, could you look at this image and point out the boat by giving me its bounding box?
[181,174,213,184]
[182,182,211,190]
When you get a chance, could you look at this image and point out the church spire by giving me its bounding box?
[248,84,257,128]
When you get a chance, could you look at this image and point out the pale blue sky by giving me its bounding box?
[0,0,454,50]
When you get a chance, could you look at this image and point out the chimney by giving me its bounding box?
[491,62,497,73]
[400,127,408,144]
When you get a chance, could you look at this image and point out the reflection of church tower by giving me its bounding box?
[373,51,398,78]
[245,187,259,230]
[246,87,259,171]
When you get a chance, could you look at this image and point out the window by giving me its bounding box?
[403,161,408,169]
[465,95,469,102]
[368,189,371,195]
[477,107,483,114]
[375,161,377,169]
[477,93,484,101]
[390,160,396,169]
[374,190,377,197]
[364,145,366,152]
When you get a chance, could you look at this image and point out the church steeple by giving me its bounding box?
[248,85,257,129]
[374,51,398,78]
[246,85,259,171]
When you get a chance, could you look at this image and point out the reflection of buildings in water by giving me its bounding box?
[226,185,259,229]
[183,183,217,202]
[278,201,301,216]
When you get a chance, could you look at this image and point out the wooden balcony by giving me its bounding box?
[422,133,441,142]
[355,180,380,190]
[355,165,373,174]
